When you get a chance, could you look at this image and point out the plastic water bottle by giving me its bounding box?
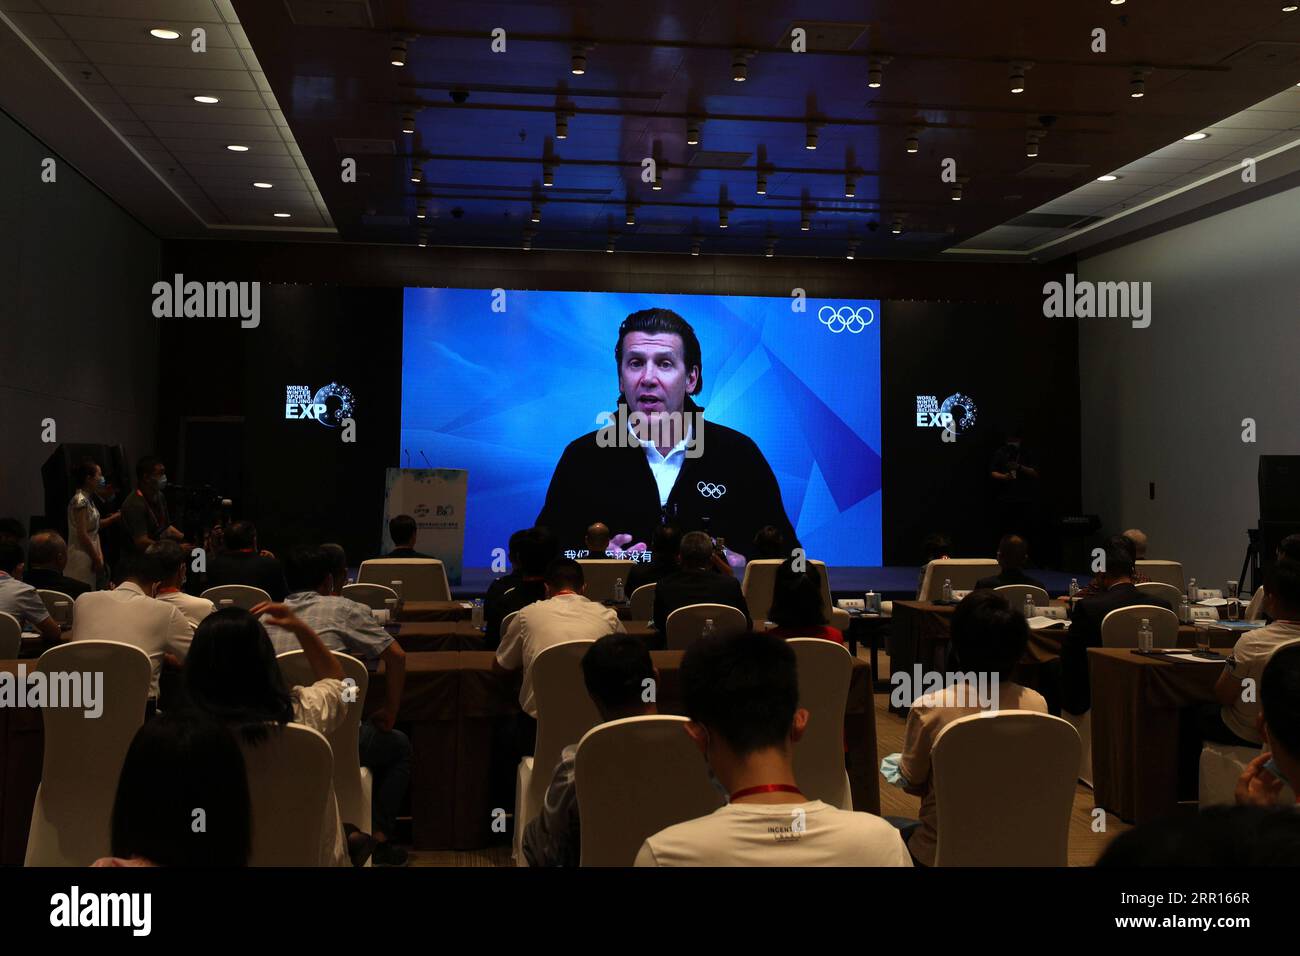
[865,590,878,614]
[1186,577,1197,602]
[390,579,404,603]
[614,577,625,603]
[1069,578,1079,599]
[1138,617,1154,652]
[472,598,484,629]
[1179,596,1191,623]
[1024,593,1036,621]
[941,578,953,603]
[702,618,715,640]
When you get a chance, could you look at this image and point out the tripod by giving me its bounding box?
[1238,528,1260,598]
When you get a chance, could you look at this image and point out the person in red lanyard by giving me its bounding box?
[120,457,186,559]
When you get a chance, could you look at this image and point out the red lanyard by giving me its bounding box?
[729,784,803,801]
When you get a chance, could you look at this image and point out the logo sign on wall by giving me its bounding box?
[916,393,978,434]
[817,305,875,334]
[285,383,356,427]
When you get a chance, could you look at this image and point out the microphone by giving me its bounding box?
[404,449,411,467]
[420,451,433,468]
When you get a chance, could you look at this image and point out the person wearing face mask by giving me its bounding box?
[120,456,185,560]
[66,459,110,588]
[70,550,194,702]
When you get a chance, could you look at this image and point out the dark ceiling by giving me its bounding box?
[233,0,1300,258]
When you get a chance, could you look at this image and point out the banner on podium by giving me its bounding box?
[381,468,468,584]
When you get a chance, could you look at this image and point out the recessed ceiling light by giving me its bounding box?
[1110,0,1126,5]
[226,144,249,152]
[1285,5,1299,12]
[1182,132,1209,141]
[273,212,291,218]
[252,181,273,189]
[150,28,180,40]
[193,95,220,104]
[390,40,407,67]
[1097,174,1120,182]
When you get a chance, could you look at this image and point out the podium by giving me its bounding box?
[380,468,468,584]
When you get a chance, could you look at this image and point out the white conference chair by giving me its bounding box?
[24,641,152,866]
[628,583,656,621]
[576,559,635,603]
[36,589,75,626]
[741,559,836,625]
[918,559,1001,602]
[200,584,272,611]
[1062,709,1093,788]
[788,638,854,809]
[340,582,399,611]
[1136,581,1184,611]
[513,640,601,865]
[931,710,1080,866]
[665,603,748,650]
[276,650,373,836]
[994,584,1051,611]
[1244,585,1266,622]
[240,722,335,866]
[0,612,20,658]
[575,715,724,866]
[1100,605,1180,648]
[1136,560,1185,592]
[500,610,520,638]
[357,558,451,602]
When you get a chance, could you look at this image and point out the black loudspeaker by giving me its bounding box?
[40,444,128,538]
[1259,456,1300,522]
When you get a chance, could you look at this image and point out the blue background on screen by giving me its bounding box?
[401,289,882,566]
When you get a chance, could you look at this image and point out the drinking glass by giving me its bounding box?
[1227,580,1239,622]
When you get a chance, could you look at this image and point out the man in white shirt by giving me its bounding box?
[70,552,193,698]
[0,541,61,647]
[1211,558,1300,746]
[147,541,214,629]
[635,629,911,867]
[496,557,626,719]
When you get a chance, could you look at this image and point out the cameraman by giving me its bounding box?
[121,457,187,559]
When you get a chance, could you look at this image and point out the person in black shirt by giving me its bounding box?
[120,457,185,558]
[974,535,1046,590]
[652,531,750,636]
[384,514,433,560]
[626,524,682,593]
[205,520,287,601]
[989,429,1039,539]
[484,527,558,650]
[484,529,528,607]
[22,532,91,599]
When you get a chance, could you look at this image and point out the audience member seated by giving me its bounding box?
[974,534,1046,591]
[1205,558,1300,748]
[262,546,411,865]
[0,518,24,547]
[583,521,612,557]
[384,514,432,559]
[93,712,251,867]
[119,456,185,559]
[21,531,91,599]
[148,540,214,629]
[652,531,750,635]
[635,630,911,866]
[1244,534,1300,622]
[1096,804,1300,866]
[896,590,1048,866]
[484,529,527,606]
[496,557,626,721]
[1077,528,1151,597]
[765,559,843,644]
[71,553,192,699]
[750,525,788,561]
[1235,642,1300,808]
[1057,535,1169,717]
[320,542,349,595]
[626,523,682,593]
[915,532,952,599]
[1123,527,1148,560]
[522,633,657,866]
[0,541,61,645]
[206,520,287,601]
[485,526,559,649]
[183,605,368,866]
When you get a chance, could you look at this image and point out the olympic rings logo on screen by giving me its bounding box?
[697,482,727,499]
[817,305,875,334]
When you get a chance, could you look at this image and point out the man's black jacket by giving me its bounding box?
[535,415,798,556]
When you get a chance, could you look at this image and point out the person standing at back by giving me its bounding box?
[66,459,108,589]
[119,457,185,560]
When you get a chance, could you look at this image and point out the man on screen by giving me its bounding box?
[536,309,797,564]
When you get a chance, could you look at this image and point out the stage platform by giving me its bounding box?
[444,566,1082,600]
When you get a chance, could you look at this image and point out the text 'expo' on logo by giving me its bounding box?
[285,383,356,427]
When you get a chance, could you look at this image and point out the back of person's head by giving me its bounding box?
[124,550,166,586]
[1103,534,1136,578]
[135,455,161,484]
[1279,534,1300,563]
[1264,558,1300,617]
[1262,643,1300,763]
[682,630,799,756]
[1097,804,1300,866]
[585,522,611,553]
[389,514,417,547]
[27,531,65,568]
[147,540,186,583]
[71,459,99,487]
[650,523,682,568]
[768,560,827,628]
[283,545,331,594]
[0,540,23,574]
[922,532,952,563]
[518,526,560,577]
[996,534,1028,571]
[0,517,26,545]
[224,520,256,551]
[951,590,1029,681]
[678,531,714,569]
[751,525,787,560]
[1122,528,1148,560]
[582,633,654,717]
[320,543,347,589]
[545,556,584,593]
[507,529,528,565]
[183,608,293,743]
[110,713,251,866]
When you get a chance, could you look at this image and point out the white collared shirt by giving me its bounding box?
[630,419,693,507]
[70,581,193,697]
